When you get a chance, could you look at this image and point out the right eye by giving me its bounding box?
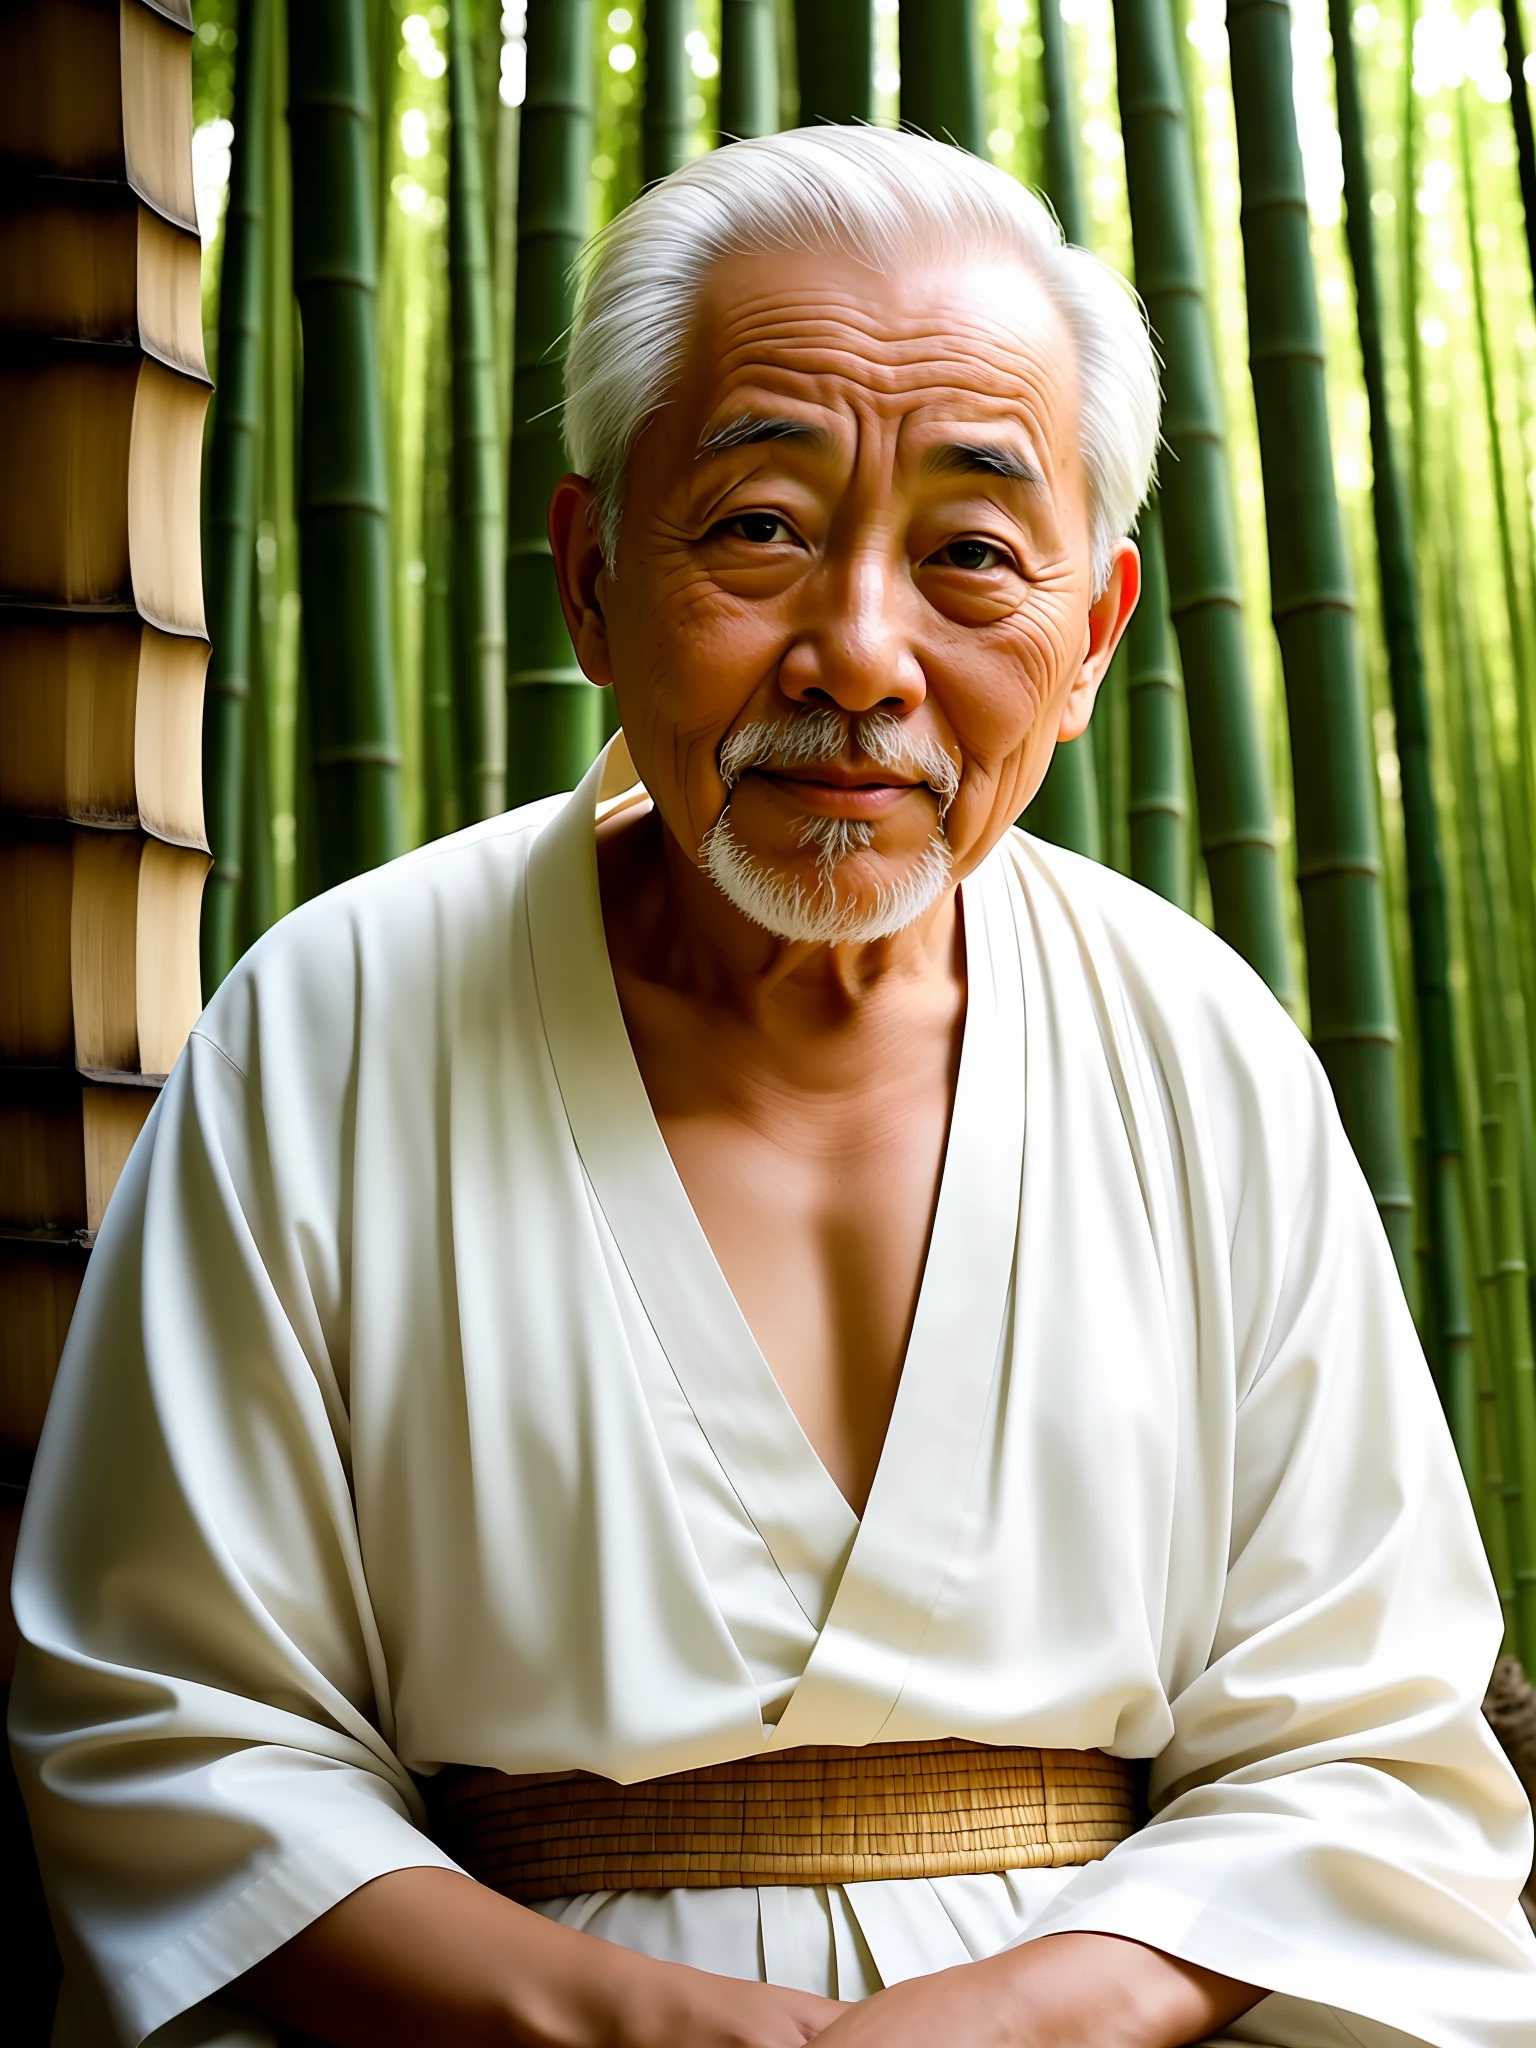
[717,513,794,544]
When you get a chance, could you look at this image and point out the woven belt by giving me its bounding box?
[429,1739,1144,1900]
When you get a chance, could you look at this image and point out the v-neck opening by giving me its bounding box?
[527,750,1027,1733]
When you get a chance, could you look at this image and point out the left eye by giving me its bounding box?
[719,513,793,544]
[930,538,1011,571]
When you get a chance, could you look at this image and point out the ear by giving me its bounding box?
[548,474,614,687]
[1056,538,1142,743]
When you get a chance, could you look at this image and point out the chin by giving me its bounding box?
[700,814,954,945]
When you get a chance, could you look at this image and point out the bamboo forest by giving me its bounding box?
[179,0,1536,1695]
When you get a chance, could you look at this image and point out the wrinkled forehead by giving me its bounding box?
[670,246,1083,471]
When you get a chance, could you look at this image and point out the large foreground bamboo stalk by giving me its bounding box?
[793,0,873,126]
[1332,0,1474,1445]
[1112,0,1292,999]
[1022,0,1102,860]
[288,0,403,884]
[720,0,778,139]
[898,0,984,153]
[1228,0,1412,1286]
[203,0,270,990]
[1125,501,1189,906]
[643,0,691,185]
[506,0,601,804]
[449,0,506,821]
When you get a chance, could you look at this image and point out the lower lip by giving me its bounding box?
[750,772,921,819]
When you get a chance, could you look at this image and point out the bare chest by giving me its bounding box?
[636,1030,960,1514]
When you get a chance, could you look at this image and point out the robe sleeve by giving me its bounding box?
[8,1020,458,2048]
[1022,971,1536,2045]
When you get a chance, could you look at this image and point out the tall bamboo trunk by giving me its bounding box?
[505,0,600,804]
[898,1,984,153]
[1331,0,1474,1451]
[449,0,507,821]
[1020,0,1102,860]
[1227,0,1413,1286]
[289,0,403,884]
[1111,0,1292,1000]
[720,0,778,140]
[793,0,873,126]
[203,0,271,990]
[1499,0,1536,328]
[1125,501,1189,906]
[643,0,691,185]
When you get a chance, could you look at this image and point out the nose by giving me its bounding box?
[777,545,928,718]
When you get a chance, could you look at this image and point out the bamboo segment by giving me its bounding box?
[793,0,874,127]
[1332,0,1474,1449]
[1228,0,1412,1285]
[1499,0,1536,330]
[898,2,984,154]
[1125,502,1189,907]
[506,0,601,804]
[288,0,403,885]
[1021,0,1102,861]
[1039,0,1088,241]
[202,0,270,993]
[643,0,691,185]
[449,0,507,822]
[1487,1081,1536,1668]
[720,0,778,140]
[1113,0,1291,999]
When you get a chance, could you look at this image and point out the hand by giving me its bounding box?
[614,1965,847,2048]
[233,1866,850,2048]
[804,1933,1263,2048]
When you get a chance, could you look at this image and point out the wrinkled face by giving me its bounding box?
[552,246,1137,937]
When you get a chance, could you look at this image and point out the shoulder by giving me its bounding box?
[192,792,570,1089]
[1000,830,1334,1179]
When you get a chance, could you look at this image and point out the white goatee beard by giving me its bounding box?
[699,709,957,945]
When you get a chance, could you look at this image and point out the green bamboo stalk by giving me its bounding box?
[424,287,460,842]
[1020,0,1102,860]
[1038,0,1087,241]
[1460,88,1536,831]
[506,0,601,804]
[720,0,778,140]
[450,0,507,819]
[203,0,271,992]
[1439,546,1516,1620]
[238,552,277,952]
[1499,0,1536,323]
[1401,0,1426,528]
[1490,1073,1536,1667]
[1096,644,1131,877]
[1331,0,1474,1454]
[1125,500,1189,907]
[643,0,691,184]
[898,0,984,154]
[1227,0,1413,1286]
[793,0,873,126]
[289,0,404,883]
[1111,0,1293,1001]
[1460,85,1536,1277]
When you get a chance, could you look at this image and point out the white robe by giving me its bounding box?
[10,745,1536,2048]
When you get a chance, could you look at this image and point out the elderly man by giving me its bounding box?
[11,127,1535,2048]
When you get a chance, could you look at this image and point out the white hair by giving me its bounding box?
[564,125,1160,595]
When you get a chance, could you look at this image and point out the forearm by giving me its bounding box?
[975,1931,1264,2048]
[232,1867,619,2048]
[232,1865,843,2048]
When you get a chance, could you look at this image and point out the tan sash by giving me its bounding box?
[429,1739,1144,1900]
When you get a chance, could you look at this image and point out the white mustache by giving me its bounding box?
[717,709,960,818]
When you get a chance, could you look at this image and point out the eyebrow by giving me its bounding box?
[923,441,1045,486]
[695,412,836,460]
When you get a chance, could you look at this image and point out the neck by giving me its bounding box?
[596,803,963,1030]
